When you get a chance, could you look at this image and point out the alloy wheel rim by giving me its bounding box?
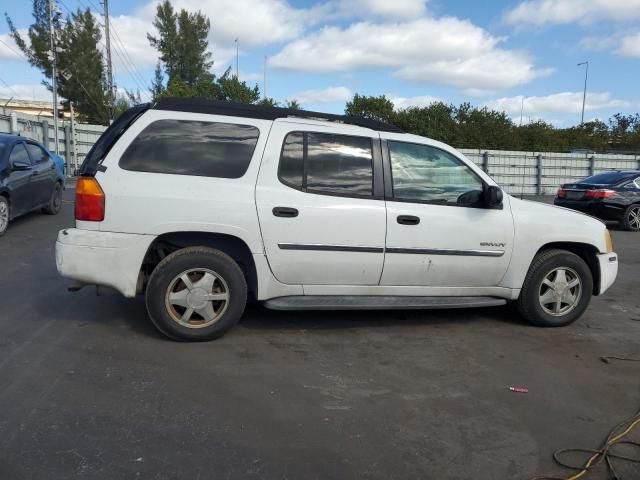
[538,267,582,316]
[628,207,640,230]
[0,200,8,232]
[164,268,230,328]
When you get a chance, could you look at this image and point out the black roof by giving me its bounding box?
[152,97,404,133]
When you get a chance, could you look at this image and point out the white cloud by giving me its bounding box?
[291,86,353,104]
[485,92,632,118]
[168,0,320,47]
[390,95,442,109]
[0,31,28,61]
[0,84,52,101]
[617,32,640,57]
[505,0,640,26]
[332,0,427,19]
[270,18,549,91]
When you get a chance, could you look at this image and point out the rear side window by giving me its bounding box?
[278,131,373,197]
[25,143,50,164]
[119,119,260,178]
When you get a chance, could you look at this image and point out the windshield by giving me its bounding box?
[579,171,634,185]
[78,103,150,176]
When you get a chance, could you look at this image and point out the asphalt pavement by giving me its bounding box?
[0,188,638,479]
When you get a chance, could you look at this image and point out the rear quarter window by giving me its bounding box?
[119,119,260,178]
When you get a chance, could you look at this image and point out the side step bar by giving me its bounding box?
[262,296,507,311]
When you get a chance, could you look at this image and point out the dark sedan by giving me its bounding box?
[0,134,65,236]
[554,170,640,231]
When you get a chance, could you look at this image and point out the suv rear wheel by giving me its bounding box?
[517,249,593,327]
[145,247,247,341]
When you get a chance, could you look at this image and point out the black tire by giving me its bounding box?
[621,204,640,231]
[0,196,9,237]
[517,249,593,327]
[145,247,247,341]
[43,182,63,215]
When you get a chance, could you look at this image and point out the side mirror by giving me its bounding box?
[12,160,32,171]
[485,185,503,208]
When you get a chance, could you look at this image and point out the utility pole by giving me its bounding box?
[263,55,267,99]
[519,96,525,127]
[578,61,589,126]
[48,0,60,154]
[70,101,78,175]
[102,0,115,122]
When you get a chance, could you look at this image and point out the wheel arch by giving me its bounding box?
[141,231,258,300]
[535,241,600,295]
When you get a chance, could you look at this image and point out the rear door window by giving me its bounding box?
[119,119,260,178]
[278,131,374,198]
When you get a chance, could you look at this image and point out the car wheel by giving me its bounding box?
[44,182,63,215]
[622,204,640,231]
[517,249,593,327]
[145,247,247,341]
[0,196,9,236]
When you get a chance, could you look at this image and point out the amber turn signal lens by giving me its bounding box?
[75,176,105,222]
[605,229,613,254]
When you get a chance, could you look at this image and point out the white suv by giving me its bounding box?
[56,99,618,341]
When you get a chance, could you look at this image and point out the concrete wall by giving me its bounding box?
[460,149,640,195]
[0,109,106,175]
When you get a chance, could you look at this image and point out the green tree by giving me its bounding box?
[6,2,109,123]
[284,99,301,110]
[345,94,395,123]
[150,62,165,100]
[147,0,212,86]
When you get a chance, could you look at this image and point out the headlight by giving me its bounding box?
[604,229,613,253]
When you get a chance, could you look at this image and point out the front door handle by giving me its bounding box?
[397,215,420,225]
[273,207,299,218]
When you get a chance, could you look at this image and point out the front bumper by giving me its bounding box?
[597,252,618,295]
[55,228,155,297]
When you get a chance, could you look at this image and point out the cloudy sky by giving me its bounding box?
[1,0,639,126]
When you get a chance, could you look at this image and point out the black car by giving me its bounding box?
[0,134,65,236]
[554,170,640,231]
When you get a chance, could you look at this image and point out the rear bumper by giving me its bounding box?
[55,228,155,297]
[597,252,618,295]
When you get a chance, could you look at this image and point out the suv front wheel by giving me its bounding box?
[145,247,247,341]
[517,249,593,327]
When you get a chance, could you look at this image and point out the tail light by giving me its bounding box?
[584,189,615,199]
[75,176,105,221]
[557,188,567,198]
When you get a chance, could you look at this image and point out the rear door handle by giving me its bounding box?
[273,207,299,218]
[397,215,420,225]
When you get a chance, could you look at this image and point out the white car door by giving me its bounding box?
[255,121,387,285]
[380,135,514,287]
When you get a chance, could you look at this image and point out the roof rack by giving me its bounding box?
[152,97,404,133]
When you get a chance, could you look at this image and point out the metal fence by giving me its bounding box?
[1,109,639,193]
[0,109,106,175]
[459,149,640,196]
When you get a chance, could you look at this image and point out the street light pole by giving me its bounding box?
[578,61,589,126]
[519,96,526,127]
[48,0,60,154]
[235,38,239,79]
